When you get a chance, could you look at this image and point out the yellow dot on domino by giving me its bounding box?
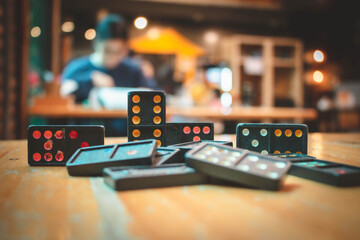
[153,129,161,137]
[153,95,161,103]
[132,95,140,103]
[132,129,140,137]
[132,116,140,125]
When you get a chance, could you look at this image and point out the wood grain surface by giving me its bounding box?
[0,133,359,240]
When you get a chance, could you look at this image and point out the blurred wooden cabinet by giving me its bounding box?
[221,34,304,107]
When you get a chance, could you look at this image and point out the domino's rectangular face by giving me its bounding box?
[165,123,214,146]
[185,143,291,190]
[128,91,166,126]
[27,125,104,166]
[236,123,308,154]
[66,140,157,176]
[127,91,166,146]
[289,159,360,186]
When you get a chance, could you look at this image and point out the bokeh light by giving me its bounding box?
[62,21,75,33]
[134,17,148,29]
[313,70,324,83]
[84,28,96,40]
[313,50,325,63]
[31,26,41,38]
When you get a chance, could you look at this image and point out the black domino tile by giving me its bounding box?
[103,164,207,191]
[127,91,166,127]
[127,91,166,146]
[28,125,104,166]
[290,159,360,186]
[236,123,308,154]
[185,143,291,190]
[66,139,157,176]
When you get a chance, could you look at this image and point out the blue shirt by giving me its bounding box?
[62,56,150,103]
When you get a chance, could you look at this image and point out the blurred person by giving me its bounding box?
[62,14,155,103]
[61,14,156,136]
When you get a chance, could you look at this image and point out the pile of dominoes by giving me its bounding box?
[28,91,360,190]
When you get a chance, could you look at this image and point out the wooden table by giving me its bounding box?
[1,133,359,239]
[28,105,317,121]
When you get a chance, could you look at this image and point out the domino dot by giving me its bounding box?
[275,162,287,169]
[242,128,250,136]
[132,116,141,125]
[335,169,347,174]
[153,129,161,137]
[193,136,201,141]
[261,150,268,154]
[260,129,268,136]
[81,142,89,148]
[295,130,303,137]
[33,130,41,139]
[153,95,161,103]
[127,150,138,155]
[55,151,64,161]
[274,129,282,137]
[153,116,162,124]
[274,150,281,154]
[33,153,41,161]
[132,106,140,114]
[238,164,250,172]
[285,129,292,137]
[55,130,64,139]
[132,95,140,103]
[156,140,162,147]
[69,130,78,139]
[153,105,161,114]
[183,126,191,134]
[231,151,242,157]
[251,139,259,147]
[193,126,201,134]
[44,153,53,162]
[203,126,210,134]
[44,130,52,139]
[248,155,259,162]
[132,129,140,137]
[44,140,53,150]
[256,163,268,170]
[268,172,279,179]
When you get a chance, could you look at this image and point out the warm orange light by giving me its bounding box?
[31,26,41,38]
[313,70,324,83]
[84,29,96,40]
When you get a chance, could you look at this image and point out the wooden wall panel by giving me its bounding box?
[0,0,29,139]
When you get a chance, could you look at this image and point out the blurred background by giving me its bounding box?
[0,0,359,139]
